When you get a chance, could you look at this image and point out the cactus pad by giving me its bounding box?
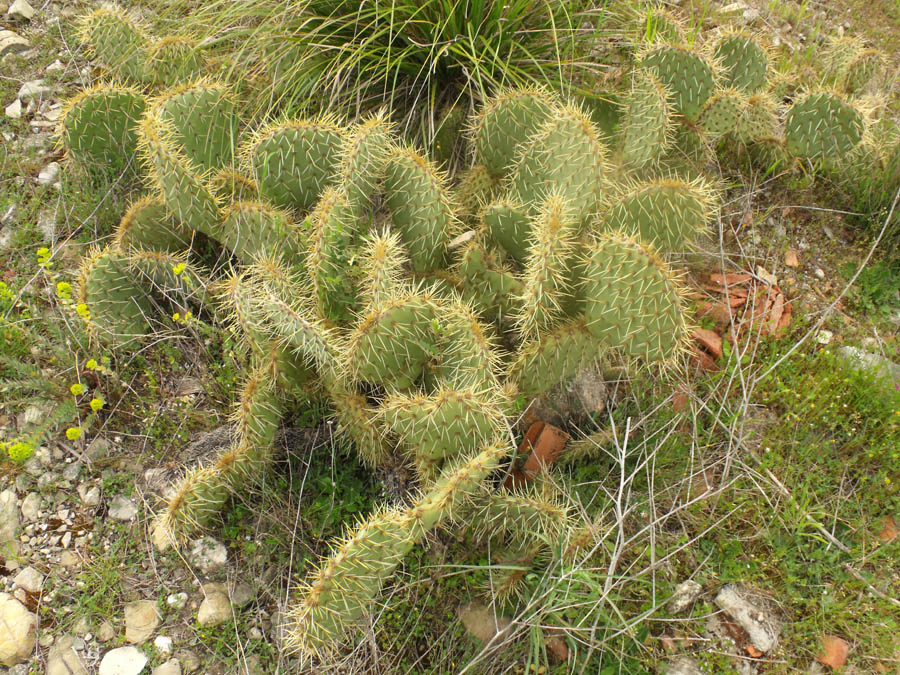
[784,92,864,160]
[246,118,344,212]
[600,179,714,252]
[621,72,671,169]
[472,88,556,177]
[713,32,769,93]
[641,45,717,122]
[58,85,147,174]
[582,232,689,363]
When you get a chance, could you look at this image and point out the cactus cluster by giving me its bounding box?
[57,9,889,662]
[79,7,205,86]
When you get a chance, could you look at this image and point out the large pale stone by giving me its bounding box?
[12,567,42,593]
[0,490,19,545]
[197,585,231,627]
[6,0,34,21]
[188,537,226,572]
[98,646,148,675]
[0,30,30,56]
[457,602,511,643]
[0,592,36,667]
[715,584,782,654]
[124,600,159,644]
[47,635,88,675]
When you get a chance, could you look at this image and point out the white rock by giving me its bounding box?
[124,600,159,644]
[0,30,30,56]
[197,585,231,627]
[4,98,21,119]
[837,346,900,384]
[46,635,88,675]
[153,635,173,654]
[229,582,254,609]
[97,620,116,643]
[98,645,148,675]
[46,59,64,73]
[166,593,187,611]
[36,163,60,186]
[19,493,39,522]
[188,536,227,572]
[0,592,37,667]
[152,659,181,675]
[108,496,138,521]
[666,656,703,675]
[78,484,101,506]
[12,567,43,593]
[667,579,702,614]
[714,584,781,654]
[0,490,19,544]
[16,80,51,103]
[6,0,33,21]
[815,329,833,345]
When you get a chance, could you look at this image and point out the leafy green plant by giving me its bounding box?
[841,260,900,316]
[174,0,606,138]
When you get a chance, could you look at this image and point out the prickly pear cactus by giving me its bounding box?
[58,85,147,174]
[784,92,864,160]
[712,31,769,93]
[641,44,718,122]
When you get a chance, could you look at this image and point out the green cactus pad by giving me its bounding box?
[713,32,769,93]
[516,195,578,339]
[840,49,885,95]
[481,200,531,263]
[245,118,344,212]
[339,113,394,208]
[508,103,607,221]
[784,92,864,160]
[382,387,505,461]
[347,294,438,390]
[697,88,746,138]
[76,246,156,344]
[239,263,341,378]
[308,187,362,322]
[599,179,715,252]
[153,82,238,172]
[641,45,717,122]
[472,88,556,177]
[734,93,780,143]
[455,165,499,221]
[621,71,671,169]
[59,85,147,175]
[220,201,307,267]
[286,441,508,657]
[113,196,192,253]
[210,169,259,202]
[79,8,149,83]
[383,147,456,272]
[581,232,689,363]
[456,242,523,319]
[148,36,205,86]
[431,301,502,392]
[473,489,568,541]
[138,116,222,240]
[359,231,406,306]
[507,320,600,398]
[326,379,390,466]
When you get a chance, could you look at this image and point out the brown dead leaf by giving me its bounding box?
[877,516,898,543]
[784,249,800,267]
[709,272,753,287]
[694,328,723,360]
[546,635,570,662]
[817,635,850,669]
[745,644,764,658]
[505,422,570,489]
[672,391,689,413]
[659,635,677,652]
